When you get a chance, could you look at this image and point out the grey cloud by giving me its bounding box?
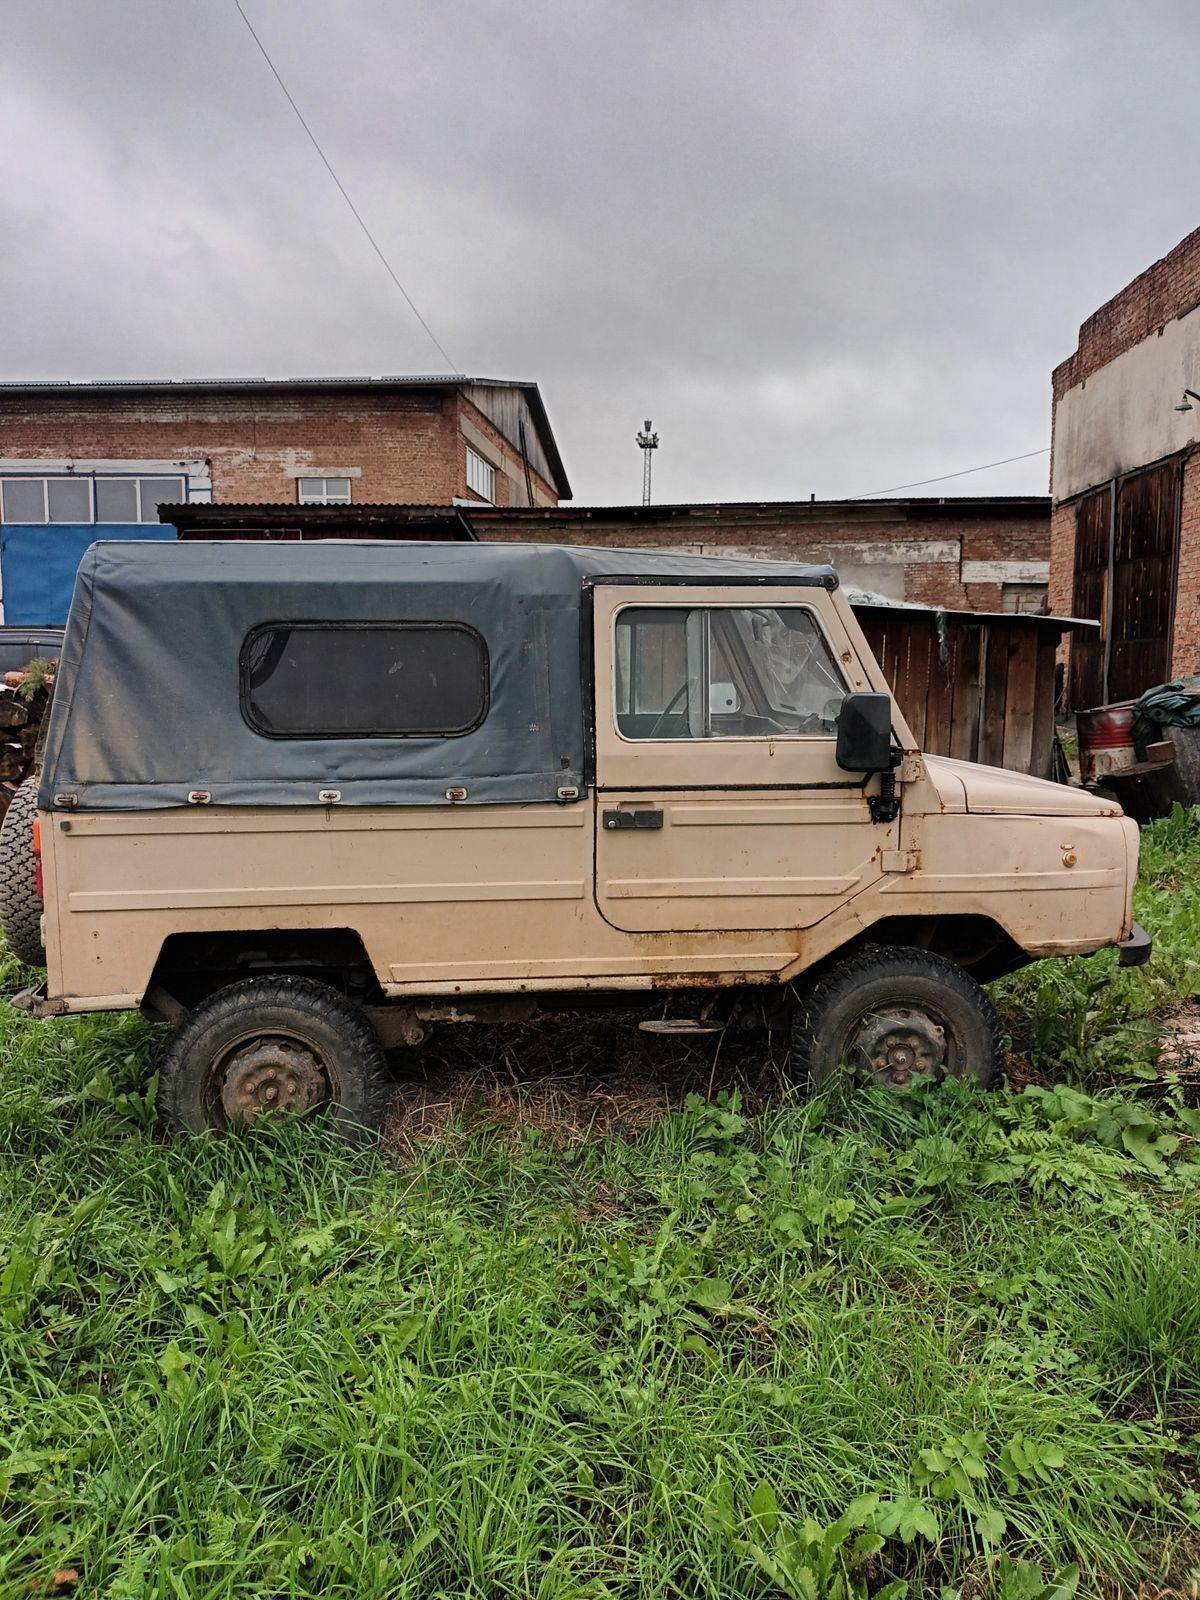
[0,0,1195,503]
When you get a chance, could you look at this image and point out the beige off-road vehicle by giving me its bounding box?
[10,540,1148,1137]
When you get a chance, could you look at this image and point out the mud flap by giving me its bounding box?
[1118,922,1152,967]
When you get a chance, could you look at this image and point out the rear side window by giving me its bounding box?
[241,623,489,738]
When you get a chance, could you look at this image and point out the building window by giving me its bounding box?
[94,479,138,523]
[614,605,846,740]
[297,476,352,506]
[0,474,184,524]
[465,446,496,503]
[131,477,185,521]
[1000,582,1048,615]
[47,478,91,523]
[241,622,490,739]
[0,479,49,522]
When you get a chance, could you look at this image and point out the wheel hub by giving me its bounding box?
[849,1007,947,1088]
[219,1037,326,1125]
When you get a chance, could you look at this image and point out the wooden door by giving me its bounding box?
[1110,462,1181,702]
[1069,461,1181,709]
[1069,485,1111,710]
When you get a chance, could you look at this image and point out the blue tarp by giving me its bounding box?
[0,523,177,625]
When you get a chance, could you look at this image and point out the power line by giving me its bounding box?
[848,446,1049,498]
[233,0,456,371]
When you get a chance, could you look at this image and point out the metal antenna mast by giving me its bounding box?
[636,419,659,505]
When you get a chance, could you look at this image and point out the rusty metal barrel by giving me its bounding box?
[1077,703,1135,783]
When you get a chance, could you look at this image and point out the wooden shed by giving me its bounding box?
[852,597,1095,779]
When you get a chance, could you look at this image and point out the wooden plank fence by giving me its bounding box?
[853,604,1070,779]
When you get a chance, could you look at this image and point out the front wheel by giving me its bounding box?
[789,947,1004,1093]
[157,975,388,1141]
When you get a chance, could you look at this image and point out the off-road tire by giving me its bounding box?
[0,778,44,966]
[789,946,1004,1093]
[158,975,388,1142]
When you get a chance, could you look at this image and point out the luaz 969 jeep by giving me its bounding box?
[8,539,1148,1137]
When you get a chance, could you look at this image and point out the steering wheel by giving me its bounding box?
[647,681,690,738]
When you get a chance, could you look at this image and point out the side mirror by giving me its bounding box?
[836,692,894,772]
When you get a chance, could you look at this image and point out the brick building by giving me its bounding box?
[170,493,1049,612]
[0,370,1051,627]
[1049,225,1200,706]
[0,375,569,622]
[470,496,1051,613]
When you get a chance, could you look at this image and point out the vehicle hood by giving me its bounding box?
[922,755,1123,818]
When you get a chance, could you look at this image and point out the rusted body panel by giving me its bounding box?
[38,580,1139,1016]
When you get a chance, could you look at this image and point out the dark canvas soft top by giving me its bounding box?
[39,540,837,810]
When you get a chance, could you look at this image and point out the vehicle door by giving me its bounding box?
[592,583,899,933]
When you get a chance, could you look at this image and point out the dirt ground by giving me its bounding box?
[381,1010,792,1154]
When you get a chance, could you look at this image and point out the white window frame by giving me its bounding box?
[465,446,496,504]
[611,601,850,743]
[131,475,186,522]
[0,477,53,523]
[297,476,352,506]
[0,472,187,525]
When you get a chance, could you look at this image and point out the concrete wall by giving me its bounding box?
[1052,300,1200,501]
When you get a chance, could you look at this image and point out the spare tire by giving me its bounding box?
[0,778,44,966]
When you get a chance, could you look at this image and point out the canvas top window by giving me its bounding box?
[614,604,846,740]
[297,477,352,506]
[241,621,489,739]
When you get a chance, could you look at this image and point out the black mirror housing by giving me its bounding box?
[836,692,894,772]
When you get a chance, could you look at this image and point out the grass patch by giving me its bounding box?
[1,812,1200,1597]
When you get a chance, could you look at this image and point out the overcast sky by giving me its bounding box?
[0,1,1196,505]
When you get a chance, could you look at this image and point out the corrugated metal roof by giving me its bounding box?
[846,585,1095,633]
[161,501,472,512]
[162,501,478,541]
[0,374,536,391]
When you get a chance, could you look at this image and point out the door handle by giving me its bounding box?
[603,808,663,831]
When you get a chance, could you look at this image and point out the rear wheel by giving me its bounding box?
[157,975,388,1141]
[789,946,1003,1092]
[0,778,44,966]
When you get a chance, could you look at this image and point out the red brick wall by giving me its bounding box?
[1050,227,1200,692]
[1047,500,1075,618]
[456,396,557,508]
[1172,451,1200,679]
[1052,225,1200,400]
[472,504,1049,613]
[0,386,558,508]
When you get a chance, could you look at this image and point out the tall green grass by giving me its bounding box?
[2,809,1200,1598]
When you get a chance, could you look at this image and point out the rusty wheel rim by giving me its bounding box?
[843,1005,951,1089]
[214,1033,328,1127]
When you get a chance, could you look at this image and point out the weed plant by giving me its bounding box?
[2,812,1200,1597]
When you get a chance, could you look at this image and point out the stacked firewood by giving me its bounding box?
[0,660,55,818]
